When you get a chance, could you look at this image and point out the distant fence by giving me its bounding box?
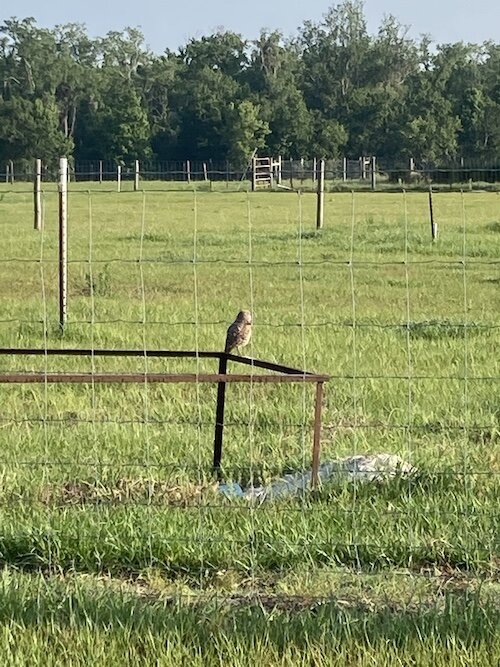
[2,157,500,191]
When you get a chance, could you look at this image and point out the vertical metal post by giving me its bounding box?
[117,165,121,192]
[134,160,140,191]
[34,158,42,231]
[429,185,437,241]
[213,354,228,477]
[371,156,377,191]
[186,160,191,184]
[311,381,324,489]
[99,160,103,184]
[203,162,208,182]
[58,157,68,329]
[316,158,325,230]
[342,156,347,182]
[289,158,294,189]
[9,159,14,184]
[251,156,256,192]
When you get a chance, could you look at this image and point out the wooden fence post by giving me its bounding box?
[58,157,68,328]
[316,158,325,230]
[134,160,140,191]
[34,159,42,231]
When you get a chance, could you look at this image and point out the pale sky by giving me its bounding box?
[4,0,500,52]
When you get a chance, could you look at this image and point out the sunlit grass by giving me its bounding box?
[0,184,498,662]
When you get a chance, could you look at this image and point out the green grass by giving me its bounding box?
[0,183,499,663]
[0,568,499,666]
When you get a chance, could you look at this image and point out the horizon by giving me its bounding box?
[4,0,500,54]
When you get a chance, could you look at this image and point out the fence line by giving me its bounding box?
[0,184,498,612]
[2,157,500,191]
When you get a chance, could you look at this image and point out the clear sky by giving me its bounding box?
[5,0,500,52]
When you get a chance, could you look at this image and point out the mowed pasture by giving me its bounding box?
[0,183,499,664]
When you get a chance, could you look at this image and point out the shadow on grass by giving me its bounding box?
[0,573,497,651]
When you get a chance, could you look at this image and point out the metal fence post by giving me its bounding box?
[213,354,228,477]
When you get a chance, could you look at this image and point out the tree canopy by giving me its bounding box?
[1,2,499,167]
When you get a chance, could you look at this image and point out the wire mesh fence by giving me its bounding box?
[2,156,500,191]
[0,181,498,629]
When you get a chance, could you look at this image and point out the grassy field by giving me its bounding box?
[0,182,499,664]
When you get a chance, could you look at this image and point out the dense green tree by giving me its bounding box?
[247,31,312,156]
[478,43,500,158]
[226,99,270,166]
[74,76,151,162]
[0,18,94,145]
[179,31,248,80]
[136,54,180,158]
[170,64,242,158]
[0,95,73,165]
[0,4,499,165]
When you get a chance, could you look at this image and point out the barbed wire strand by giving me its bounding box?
[3,317,499,330]
[0,415,497,432]
[2,256,499,268]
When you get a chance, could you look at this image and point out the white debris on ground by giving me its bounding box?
[219,454,417,502]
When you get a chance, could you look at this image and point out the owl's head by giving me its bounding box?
[237,310,252,324]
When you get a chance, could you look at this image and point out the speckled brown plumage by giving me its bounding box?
[224,310,252,354]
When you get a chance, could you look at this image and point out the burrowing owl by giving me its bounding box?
[225,310,252,354]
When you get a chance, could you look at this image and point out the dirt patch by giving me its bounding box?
[39,478,217,506]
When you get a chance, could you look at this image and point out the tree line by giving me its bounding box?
[0,1,499,168]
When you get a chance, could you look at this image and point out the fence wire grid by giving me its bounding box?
[0,180,498,607]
